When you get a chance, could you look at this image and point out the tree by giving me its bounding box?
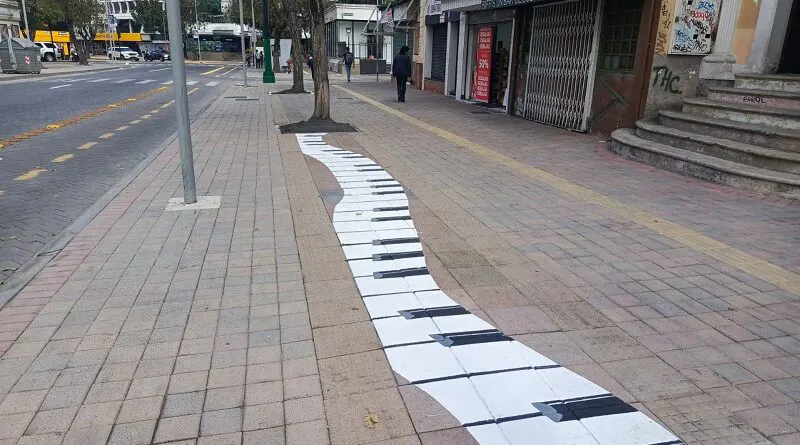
[307,0,329,119]
[132,0,165,36]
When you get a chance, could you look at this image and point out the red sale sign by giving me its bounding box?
[472,26,493,103]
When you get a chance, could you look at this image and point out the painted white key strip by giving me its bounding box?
[296,134,683,445]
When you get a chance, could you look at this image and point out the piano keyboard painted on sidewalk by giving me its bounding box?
[296,133,685,445]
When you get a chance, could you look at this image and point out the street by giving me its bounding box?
[0,63,243,285]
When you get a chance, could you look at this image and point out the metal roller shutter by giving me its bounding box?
[430,24,447,81]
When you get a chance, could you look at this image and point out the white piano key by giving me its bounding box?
[373,317,440,347]
[581,411,679,445]
[500,416,600,445]
[417,378,494,425]
[536,367,608,401]
[471,370,556,419]
[362,293,421,319]
[452,342,532,374]
[433,314,494,335]
[466,424,512,445]
[384,343,465,383]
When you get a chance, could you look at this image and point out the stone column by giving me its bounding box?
[700,0,741,80]
[747,0,794,73]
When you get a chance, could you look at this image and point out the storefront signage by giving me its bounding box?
[472,26,493,103]
[669,0,718,55]
[480,0,542,10]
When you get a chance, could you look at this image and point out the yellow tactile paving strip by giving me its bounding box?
[336,85,800,295]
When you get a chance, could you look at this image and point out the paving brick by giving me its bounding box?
[164,391,205,417]
[200,408,243,436]
[154,414,201,443]
[243,402,283,431]
[286,419,329,445]
[108,420,157,445]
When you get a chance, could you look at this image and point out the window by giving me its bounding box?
[0,25,8,37]
[599,0,642,72]
[10,25,20,38]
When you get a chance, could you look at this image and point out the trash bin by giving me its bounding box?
[0,37,43,74]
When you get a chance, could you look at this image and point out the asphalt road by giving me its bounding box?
[0,62,243,286]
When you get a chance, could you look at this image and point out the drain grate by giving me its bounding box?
[336,97,354,100]
[225,96,247,99]
[235,98,259,101]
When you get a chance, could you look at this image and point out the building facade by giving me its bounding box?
[0,0,21,38]
[428,0,800,135]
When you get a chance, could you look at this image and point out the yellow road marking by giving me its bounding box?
[161,100,176,108]
[130,119,142,124]
[141,114,152,119]
[152,110,160,114]
[0,86,170,151]
[202,66,225,75]
[127,98,137,102]
[336,85,800,295]
[0,190,4,198]
[51,154,74,163]
[15,168,46,181]
[188,87,199,95]
[99,132,114,139]
[116,125,129,131]
[78,142,97,150]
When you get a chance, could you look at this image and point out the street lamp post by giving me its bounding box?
[194,0,201,62]
[261,0,275,83]
[237,0,248,87]
[20,0,31,41]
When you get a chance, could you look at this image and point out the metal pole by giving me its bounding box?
[250,0,256,62]
[238,0,248,87]
[194,0,201,62]
[165,0,197,204]
[376,0,379,82]
[20,0,31,41]
[261,0,275,82]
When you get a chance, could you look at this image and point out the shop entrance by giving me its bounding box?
[778,1,800,73]
[468,21,513,108]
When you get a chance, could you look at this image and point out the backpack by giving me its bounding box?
[344,53,353,65]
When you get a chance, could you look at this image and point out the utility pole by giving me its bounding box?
[238,0,248,87]
[20,0,31,41]
[375,0,380,83]
[261,0,275,83]
[165,0,197,204]
[250,0,256,64]
[194,0,201,62]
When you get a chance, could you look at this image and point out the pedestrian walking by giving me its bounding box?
[391,46,412,102]
[343,47,354,83]
[307,54,315,83]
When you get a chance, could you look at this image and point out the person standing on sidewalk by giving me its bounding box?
[392,46,412,102]
[343,47,354,83]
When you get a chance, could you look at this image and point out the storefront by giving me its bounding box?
[462,9,515,109]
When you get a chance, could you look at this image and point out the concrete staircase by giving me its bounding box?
[611,73,800,199]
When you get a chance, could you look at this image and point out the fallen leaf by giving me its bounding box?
[363,413,379,429]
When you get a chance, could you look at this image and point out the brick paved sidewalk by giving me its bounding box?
[1,74,799,445]
[271,83,800,444]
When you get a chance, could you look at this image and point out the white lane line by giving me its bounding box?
[111,79,133,84]
[296,134,686,445]
[161,80,174,85]
[186,80,198,86]
[206,81,219,87]
[136,79,156,84]
[87,78,110,83]
[49,84,72,89]
[149,67,171,72]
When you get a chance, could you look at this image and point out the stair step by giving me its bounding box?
[682,98,800,130]
[707,86,800,111]
[735,73,800,93]
[610,128,800,199]
[636,121,800,174]
[659,110,800,151]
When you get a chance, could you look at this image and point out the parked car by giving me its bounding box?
[107,46,140,61]
[143,49,170,62]
[34,42,61,62]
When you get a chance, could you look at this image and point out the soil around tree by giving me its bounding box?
[280,118,358,134]
[274,88,310,94]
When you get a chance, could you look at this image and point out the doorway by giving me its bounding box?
[778,0,800,73]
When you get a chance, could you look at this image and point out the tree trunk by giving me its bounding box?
[309,0,329,119]
[289,20,305,92]
[272,40,281,74]
[71,34,90,65]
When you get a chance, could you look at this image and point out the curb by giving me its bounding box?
[0,64,120,82]
[0,131,178,308]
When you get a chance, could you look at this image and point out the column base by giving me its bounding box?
[700,53,737,80]
[263,71,276,84]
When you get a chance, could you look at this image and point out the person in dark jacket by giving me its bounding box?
[392,46,412,102]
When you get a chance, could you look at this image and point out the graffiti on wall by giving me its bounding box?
[670,0,718,55]
[652,65,683,94]
[655,0,673,55]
